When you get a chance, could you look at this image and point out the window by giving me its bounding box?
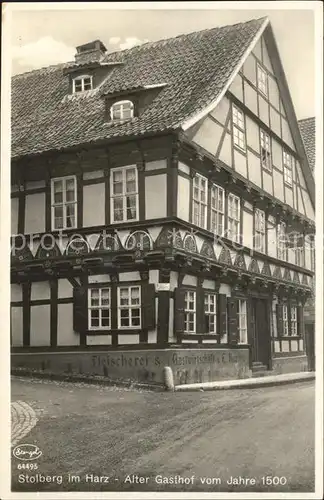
[204,293,217,334]
[110,100,134,121]
[291,233,305,267]
[184,291,196,333]
[51,176,77,230]
[88,288,111,330]
[110,166,139,223]
[257,64,268,96]
[310,237,315,272]
[73,75,93,93]
[192,174,207,229]
[290,306,298,336]
[254,208,266,253]
[210,184,225,236]
[232,105,246,151]
[282,304,289,336]
[117,286,141,329]
[277,221,287,261]
[283,151,293,186]
[260,130,271,171]
[227,193,241,243]
[238,299,248,344]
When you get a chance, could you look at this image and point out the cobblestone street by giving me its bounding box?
[11,400,39,447]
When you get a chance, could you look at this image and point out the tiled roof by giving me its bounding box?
[298,117,315,172]
[11,17,267,159]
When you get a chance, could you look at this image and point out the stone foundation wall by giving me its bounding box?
[271,355,308,375]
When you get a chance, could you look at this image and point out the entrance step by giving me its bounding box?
[252,362,269,376]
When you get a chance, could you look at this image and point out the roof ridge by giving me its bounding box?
[12,61,74,79]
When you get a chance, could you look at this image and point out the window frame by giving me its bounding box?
[232,104,246,152]
[282,304,289,336]
[283,150,293,186]
[254,208,266,253]
[110,165,139,224]
[277,221,288,261]
[88,287,111,331]
[290,305,298,336]
[257,64,268,97]
[238,299,248,344]
[117,285,141,329]
[210,183,225,237]
[227,193,241,243]
[110,100,134,121]
[51,175,77,231]
[204,292,217,334]
[184,290,196,334]
[260,129,272,171]
[72,75,93,93]
[192,173,208,230]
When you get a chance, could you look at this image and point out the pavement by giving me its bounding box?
[10,375,316,494]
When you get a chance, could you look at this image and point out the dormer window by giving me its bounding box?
[73,75,93,93]
[110,100,134,121]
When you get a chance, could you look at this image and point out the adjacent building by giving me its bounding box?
[10,17,315,385]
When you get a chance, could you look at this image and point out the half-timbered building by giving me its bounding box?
[11,17,315,385]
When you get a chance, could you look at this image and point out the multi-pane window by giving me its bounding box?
[110,100,134,120]
[292,233,305,267]
[111,166,138,223]
[227,193,240,243]
[257,64,268,96]
[51,176,77,230]
[254,208,266,253]
[260,130,271,171]
[184,291,196,333]
[290,306,298,336]
[282,304,289,336]
[73,75,93,93]
[277,222,287,261]
[210,184,225,236]
[192,174,208,229]
[204,293,217,334]
[117,286,141,329]
[88,288,111,330]
[238,299,248,344]
[232,105,246,151]
[283,151,293,186]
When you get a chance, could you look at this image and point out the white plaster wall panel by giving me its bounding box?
[177,176,190,222]
[84,233,99,250]
[272,297,278,338]
[145,174,167,219]
[246,116,260,153]
[304,245,311,271]
[119,272,141,282]
[179,229,187,239]
[274,341,281,352]
[145,159,167,171]
[218,133,232,167]
[58,279,73,298]
[269,263,276,275]
[83,170,104,180]
[243,82,258,116]
[219,284,231,296]
[252,40,262,60]
[57,304,79,346]
[259,96,269,127]
[245,255,251,268]
[243,54,256,85]
[11,307,23,347]
[267,222,277,259]
[182,275,197,287]
[281,340,290,352]
[168,297,175,342]
[147,226,162,242]
[297,188,306,215]
[195,235,204,253]
[118,335,139,344]
[273,170,284,203]
[11,198,19,235]
[285,187,294,210]
[31,281,50,301]
[192,117,221,155]
[148,331,157,344]
[234,150,247,178]
[229,74,243,102]
[272,139,283,170]
[202,279,216,290]
[25,193,46,234]
[178,162,190,175]
[303,191,315,220]
[30,305,50,346]
[25,180,46,189]
[247,151,262,187]
[57,236,69,254]
[149,270,159,285]
[87,336,112,345]
[280,99,286,117]
[213,243,223,260]
[170,271,178,291]
[11,284,22,302]
[262,39,274,73]
[116,230,130,247]
[220,334,228,344]
[296,161,306,188]
[202,339,218,344]
[299,339,304,351]
[210,96,230,125]
[281,118,296,151]
[88,274,111,284]
[243,211,253,249]
[269,107,281,137]
[262,171,273,196]
[229,250,237,264]
[28,238,41,257]
[290,340,299,352]
[268,76,280,110]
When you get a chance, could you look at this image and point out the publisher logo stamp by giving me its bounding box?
[13,444,42,461]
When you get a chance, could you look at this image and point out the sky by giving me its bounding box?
[9,4,316,120]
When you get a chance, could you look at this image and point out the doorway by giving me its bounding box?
[250,298,271,368]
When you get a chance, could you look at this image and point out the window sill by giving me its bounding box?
[86,329,142,336]
[233,145,247,155]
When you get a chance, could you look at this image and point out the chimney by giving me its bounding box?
[75,40,107,65]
